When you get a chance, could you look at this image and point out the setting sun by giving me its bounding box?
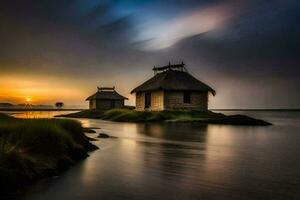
[26,97,32,102]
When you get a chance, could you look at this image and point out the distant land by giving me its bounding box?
[0,102,53,108]
[0,102,85,111]
[211,109,300,111]
[1,102,299,112]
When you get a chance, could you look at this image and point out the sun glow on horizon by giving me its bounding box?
[0,75,88,106]
[26,97,32,103]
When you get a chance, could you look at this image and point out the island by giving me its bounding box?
[56,109,272,126]
[62,63,271,126]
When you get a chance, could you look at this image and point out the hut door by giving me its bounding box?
[145,92,151,109]
[110,100,115,108]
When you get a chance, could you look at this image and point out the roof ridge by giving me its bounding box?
[153,61,187,74]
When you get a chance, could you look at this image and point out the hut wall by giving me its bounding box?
[114,100,125,108]
[135,91,164,111]
[89,100,97,109]
[136,92,145,111]
[164,91,208,110]
[95,99,124,110]
[96,100,110,110]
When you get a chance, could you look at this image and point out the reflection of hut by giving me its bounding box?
[131,62,215,111]
[86,87,128,110]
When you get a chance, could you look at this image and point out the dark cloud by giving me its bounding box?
[158,0,300,108]
[168,0,300,76]
[0,0,154,76]
[0,0,299,108]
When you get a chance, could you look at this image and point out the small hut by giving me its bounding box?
[131,62,215,111]
[86,87,128,110]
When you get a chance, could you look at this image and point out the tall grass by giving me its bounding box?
[99,109,271,125]
[100,109,223,122]
[0,116,97,194]
[58,108,271,125]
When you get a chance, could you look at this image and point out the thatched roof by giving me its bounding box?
[86,87,128,101]
[131,64,216,95]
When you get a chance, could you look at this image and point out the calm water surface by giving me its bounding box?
[8,111,300,200]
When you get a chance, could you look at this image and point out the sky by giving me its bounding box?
[0,0,299,108]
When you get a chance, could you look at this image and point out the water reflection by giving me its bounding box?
[19,112,300,200]
[139,123,208,142]
[5,111,77,118]
[136,123,209,180]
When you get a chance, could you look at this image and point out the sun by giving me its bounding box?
[26,97,32,102]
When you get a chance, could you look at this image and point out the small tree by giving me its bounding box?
[55,102,64,109]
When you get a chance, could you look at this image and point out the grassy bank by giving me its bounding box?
[0,113,98,195]
[57,109,271,126]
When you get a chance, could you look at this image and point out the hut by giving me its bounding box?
[86,86,128,110]
[131,62,215,111]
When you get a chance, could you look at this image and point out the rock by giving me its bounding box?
[84,126,101,129]
[97,133,110,138]
[86,136,98,141]
[83,128,96,133]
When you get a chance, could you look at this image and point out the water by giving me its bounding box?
[2,110,77,119]
[8,111,300,200]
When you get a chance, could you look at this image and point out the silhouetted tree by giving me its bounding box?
[55,102,64,109]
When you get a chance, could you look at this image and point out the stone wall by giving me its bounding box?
[164,91,208,110]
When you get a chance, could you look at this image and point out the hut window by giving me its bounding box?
[183,92,191,103]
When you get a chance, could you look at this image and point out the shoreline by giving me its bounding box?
[211,109,300,112]
[56,109,272,126]
[0,108,85,111]
[0,113,98,196]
